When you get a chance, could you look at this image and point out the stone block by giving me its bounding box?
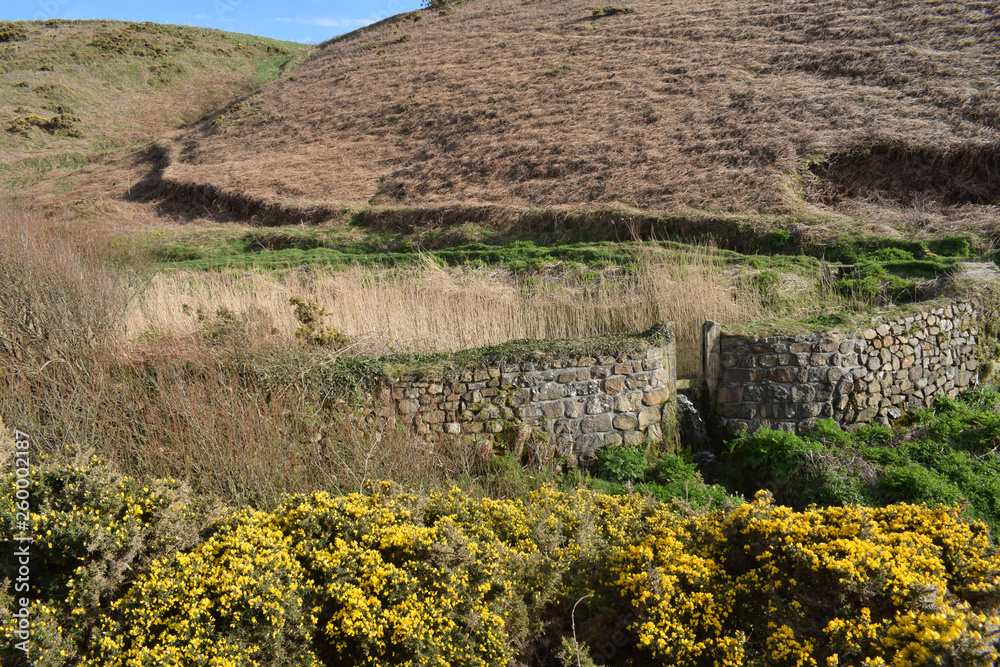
[533,383,567,401]
[717,385,743,403]
[554,418,580,435]
[623,430,646,445]
[614,392,643,412]
[798,403,824,418]
[797,420,818,435]
[587,395,613,414]
[723,368,754,383]
[791,384,816,403]
[764,403,796,420]
[638,406,662,426]
[516,405,542,419]
[564,400,585,419]
[541,402,565,419]
[723,419,751,435]
[613,414,639,430]
[398,399,420,414]
[767,368,798,383]
[604,377,625,394]
[424,410,446,424]
[581,413,613,433]
[604,432,624,446]
[766,383,792,401]
[716,403,755,420]
[643,388,669,406]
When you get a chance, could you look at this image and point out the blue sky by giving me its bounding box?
[3,0,424,43]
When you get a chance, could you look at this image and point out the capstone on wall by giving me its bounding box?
[713,299,988,435]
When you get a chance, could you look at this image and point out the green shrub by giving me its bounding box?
[640,453,736,509]
[594,444,646,483]
[802,418,851,447]
[869,247,915,262]
[878,465,963,506]
[722,387,1000,533]
[928,235,973,258]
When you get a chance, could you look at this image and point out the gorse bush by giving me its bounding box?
[290,297,353,348]
[6,453,999,667]
[0,442,221,666]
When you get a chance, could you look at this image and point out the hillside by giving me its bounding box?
[157,0,1000,237]
[0,20,311,208]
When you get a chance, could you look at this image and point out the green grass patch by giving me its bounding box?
[0,151,86,188]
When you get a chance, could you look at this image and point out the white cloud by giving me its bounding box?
[270,16,374,28]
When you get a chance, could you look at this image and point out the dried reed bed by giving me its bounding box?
[129,248,766,376]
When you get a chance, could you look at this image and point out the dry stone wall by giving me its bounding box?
[714,299,989,435]
[380,340,678,458]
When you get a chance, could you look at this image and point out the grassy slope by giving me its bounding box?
[158,0,999,238]
[0,19,311,205]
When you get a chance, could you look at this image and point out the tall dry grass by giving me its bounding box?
[0,206,504,506]
[130,248,767,377]
[0,205,137,368]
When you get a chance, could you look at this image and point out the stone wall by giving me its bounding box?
[713,299,989,435]
[379,337,678,458]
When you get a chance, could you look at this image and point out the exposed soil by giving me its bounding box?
[805,141,1000,206]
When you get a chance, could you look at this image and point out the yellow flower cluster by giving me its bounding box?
[93,487,512,667]
[613,490,1000,666]
[6,460,1000,667]
[92,509,319,667]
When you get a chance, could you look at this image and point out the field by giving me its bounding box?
[1,4,1000,666]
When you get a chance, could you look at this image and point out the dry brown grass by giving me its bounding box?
[0,203,483,507]
[0,203,137,367]
[163,0,999,233]
[129,247,767,376]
